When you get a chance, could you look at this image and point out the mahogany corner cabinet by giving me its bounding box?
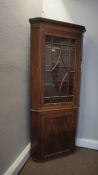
[29,17,86,160]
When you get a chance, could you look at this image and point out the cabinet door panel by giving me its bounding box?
[44,35,77,104]
[42,112,76,156]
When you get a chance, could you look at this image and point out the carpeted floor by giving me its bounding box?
[19,148,98,175]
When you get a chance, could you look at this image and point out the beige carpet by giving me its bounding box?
[19,148,98,175]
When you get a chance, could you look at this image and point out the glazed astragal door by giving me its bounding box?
[29,17,85,160]
[44,35,77,104]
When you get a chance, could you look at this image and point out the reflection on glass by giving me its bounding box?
[44,35,76,104]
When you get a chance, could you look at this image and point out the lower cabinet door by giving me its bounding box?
[42,111,76,157]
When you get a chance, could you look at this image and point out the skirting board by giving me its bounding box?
[4,143,31,175]
[76,138,98,150]
[4,138,98,175]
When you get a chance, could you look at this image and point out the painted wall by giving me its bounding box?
[0,0,42,174]
[42,0,98,140]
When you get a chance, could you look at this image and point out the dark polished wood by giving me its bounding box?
[29,17,85,160]
[29,17,86,33]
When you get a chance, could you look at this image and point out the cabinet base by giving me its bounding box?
[31,147,75,161]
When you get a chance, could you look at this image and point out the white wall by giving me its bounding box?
[42,0,98,141]
[0,0,42,174]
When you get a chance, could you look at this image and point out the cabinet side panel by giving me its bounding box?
[74,37,82,106]
[31,112,41,158]
[30,27,42,109]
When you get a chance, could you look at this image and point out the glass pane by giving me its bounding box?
[44,35,76,104]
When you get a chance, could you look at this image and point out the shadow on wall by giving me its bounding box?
[77,37,98,138]
[62,0,98,25]
[62,0,98,140]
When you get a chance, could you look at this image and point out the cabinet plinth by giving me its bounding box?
[29,17,86,160]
